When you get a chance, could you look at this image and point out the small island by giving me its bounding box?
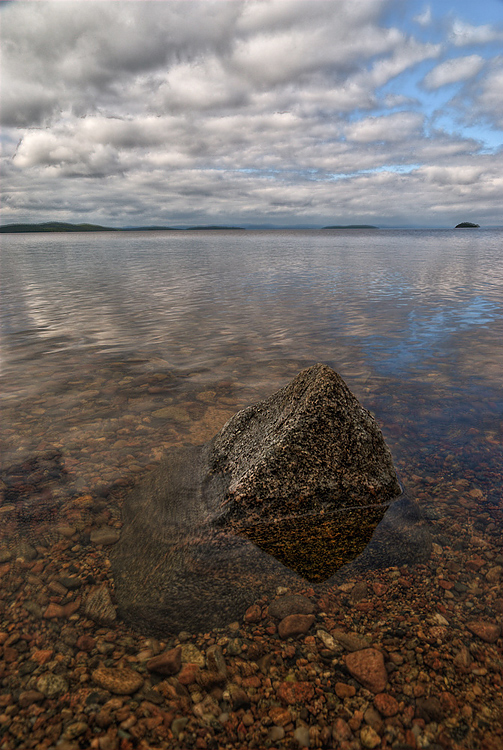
[455,222,480,228]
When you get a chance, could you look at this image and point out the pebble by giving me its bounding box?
[146,646,182,675]
[278,613,315,638]
[84,584,117,625]
[293,725,310,747]
[226,683,249,709]
[278,681,315,705]
[268,594,315,619]
[91,665,144,695]
[374,692,399,716]
[18,690,45,708]
[269,706,292,726]
[360,724,381,748]
[345,648,387,693]
[206,644,227,676]
[36,673,69,698]
[180,642,205,666]
[333,629,371,651]
[63,721,88,740]
[90,526,121,545]
[269,725,285,741]
[316,629,339,651]
[335,681,356,698]
[467,620,501,643]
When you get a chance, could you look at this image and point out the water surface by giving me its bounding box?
[1,228,502,549]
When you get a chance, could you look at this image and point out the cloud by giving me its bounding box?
[421,165,485,186]
[1,0,502,227]
[422,55,485,89]
[469,58,503,128]
[413,6,432,28]
[344,112,424,143]
[449,19,503,47]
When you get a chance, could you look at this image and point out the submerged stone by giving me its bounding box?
[112,364,422,634]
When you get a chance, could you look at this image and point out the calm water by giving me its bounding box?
[1,229,502,549]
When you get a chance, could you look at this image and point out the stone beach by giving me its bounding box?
[0,518,501,750]
[1,357,502,749]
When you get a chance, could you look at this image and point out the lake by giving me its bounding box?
[1,229,502,748]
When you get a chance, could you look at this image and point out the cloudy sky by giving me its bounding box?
[1,0,503,228]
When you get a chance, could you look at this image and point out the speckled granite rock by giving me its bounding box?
[112,364,404,634]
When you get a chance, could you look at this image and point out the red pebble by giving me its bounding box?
[244,604,262,623]
[76,635,96,652]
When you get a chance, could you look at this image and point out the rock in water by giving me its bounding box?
[112,364,404,634]
[210,363,401,524]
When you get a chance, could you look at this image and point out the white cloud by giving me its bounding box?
[1,1,502,227]
[449,19,503,47]
[470,58,503,128]
[345,112,424,143]
[421,165,485,185]
[422,55,485,89]
[413,6,432,27]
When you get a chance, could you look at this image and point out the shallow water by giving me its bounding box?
[1,229,502,569]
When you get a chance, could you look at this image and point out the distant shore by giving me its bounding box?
[0,222,378,233]
[1,221,499,233]
[0,222,247,234]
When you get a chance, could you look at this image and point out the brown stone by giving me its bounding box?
[31,649,54,665]
[278,613,315,639]
[277,681,315,705]
[197,670,227,689]
[43,603,66,619]
[146,647,182,675]
[345,648,387,693]
[372,582,388,596]
[63,597,81,617]
[76,635,96,652]
[18,690,45,708]
[206,645,227,676]
[374,692,399,717]
[351,582,368,602]
[243,604,262,623]
[84,585,116,626]
[333,629,371,652]
[332,718,352,742]
[268,594,316,619]
[467,620,501,643]
[269,707,292,726]
[415,697,443,723]
[2,647,17,663]
[92,665,144,695]
[90,526,120,546]
[226,683,250,710]
[440,691,458,714]
[178,663,200,685]
[335,682,356,699]
[453,646,471,670]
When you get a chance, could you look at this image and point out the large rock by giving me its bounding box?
[111,364,405,634]
[209,363,401,523]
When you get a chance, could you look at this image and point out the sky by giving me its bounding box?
[1,0,503,228]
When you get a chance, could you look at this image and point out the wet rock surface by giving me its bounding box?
[112,364,407,633]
